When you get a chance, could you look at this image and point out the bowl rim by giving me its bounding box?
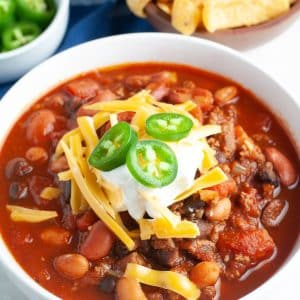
[0,0,69,61]
[0,32,299,300]
[145,0,300,35]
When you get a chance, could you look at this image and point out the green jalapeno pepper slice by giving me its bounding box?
[126,140,178,188]
[2,22,41,51]
[0,0,15,31]
[89,122,138,172]
[146,113,193,141]
[16,0,56,27]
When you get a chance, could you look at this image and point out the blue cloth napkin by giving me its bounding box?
[0,2,155,98]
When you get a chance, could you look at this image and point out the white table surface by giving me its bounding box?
[0,18,299,300]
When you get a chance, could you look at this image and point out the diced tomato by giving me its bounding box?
[217,229,275,262]
[118,111,135,123]
[210,178,237,198]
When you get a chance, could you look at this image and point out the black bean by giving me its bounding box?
[59,181,71,203]
[9,182,28,201]
[99,275,116,294]
[113,239,130,258]
[184,197,206,214]
[5,158,33,179]
[257,162,279,187]
[155,249,183,267]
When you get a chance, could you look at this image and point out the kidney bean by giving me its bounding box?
[76,210,98,231]
[264,147,298,186]
[190,261,220,288]
[53,254,89,280]
[261,199,288,227]
[26,109,56,145]
[25,147,48,164]
[116,277,147,300]
[77,89,117,117]
[40,227,71,246]
[66,78,99,99]
[9,181,28,201]
[205,198,231,221]
[80,221,115,260]
[5,158,33,179]
[215,86,238,106]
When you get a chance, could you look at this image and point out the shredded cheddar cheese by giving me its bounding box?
[61,141,135,250]
[176,167,228,202]
[6,205,58,223]
[52,90,225,251]
[40,187,61,200]
[125,263,200,300]
[139,218,199,240]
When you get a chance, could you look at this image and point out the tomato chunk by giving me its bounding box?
[217,229,275,262]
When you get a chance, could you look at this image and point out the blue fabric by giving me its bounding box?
[0,2,155,98]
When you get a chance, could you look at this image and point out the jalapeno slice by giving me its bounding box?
[89,122,138,172]
[0,0,15,31]
[146,113,193,141]
[2,22,41,51]
[126,140,178,188]
[16,0,56,27]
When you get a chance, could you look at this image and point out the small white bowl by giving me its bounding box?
[0,33,299,299]
[0,0,69,84]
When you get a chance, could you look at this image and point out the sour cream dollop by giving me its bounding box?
[101,135,204,220]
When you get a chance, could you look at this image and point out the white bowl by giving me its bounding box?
[0,33,299,300]
[0,0,69,84]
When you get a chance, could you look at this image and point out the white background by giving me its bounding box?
[0,18,299,300]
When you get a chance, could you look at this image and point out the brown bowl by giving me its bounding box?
[144,1,300,50]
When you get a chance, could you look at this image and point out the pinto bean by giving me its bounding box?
[25,147,48,164]
[192,87,214,112]
[49,155,69,173]
[261,199,288,227]
[264,147,298,186]
[116,277,147,300]
[205,198,231,221]
[26,109,56,145]
[80,221,114,260]
[190,261,220,288]
[54,254,89,280]
[215,86,238,106]
[40,227,71,246]
[168,87,191,104]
